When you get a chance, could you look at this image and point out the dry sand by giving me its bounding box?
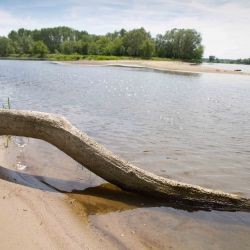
[65,59,250,75]
[0,139,114,250]
[0,179,103,250]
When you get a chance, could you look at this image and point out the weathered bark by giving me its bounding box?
[0,109,249,211]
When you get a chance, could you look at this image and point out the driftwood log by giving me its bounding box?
[0,109,249,211]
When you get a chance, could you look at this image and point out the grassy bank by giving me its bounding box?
[0,54,182,62]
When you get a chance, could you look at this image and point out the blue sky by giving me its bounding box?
[0,0,249,58]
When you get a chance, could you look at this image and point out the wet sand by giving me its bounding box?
[65,60,250,75]
[0,138,114,250]
[1,137,250,249]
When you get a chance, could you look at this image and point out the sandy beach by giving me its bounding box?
[0,137,174,250]
[0,138,116,250]
[0,137,186,250]
[0,179,106,250]
[65,60,250,75]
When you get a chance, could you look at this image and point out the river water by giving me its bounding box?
[203,62,250,73]
[0,60,250,249]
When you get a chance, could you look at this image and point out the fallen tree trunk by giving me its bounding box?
[0,109,249,211]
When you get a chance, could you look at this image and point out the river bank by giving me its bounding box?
[1,137,250,250]
[64,59,250,75]
[0,137,116,249]
[0,136,181,250]
[1,56,250,75]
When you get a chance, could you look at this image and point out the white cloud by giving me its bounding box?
[0,1,250,58]
[0,9,39,35]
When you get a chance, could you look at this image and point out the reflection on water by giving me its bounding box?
[0,60,250,249]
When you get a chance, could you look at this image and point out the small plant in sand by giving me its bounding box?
[1,97,12,148]
[2,97,11,109]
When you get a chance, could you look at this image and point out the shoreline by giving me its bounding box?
[63,60,250,76]
[1,137,250,249]
[0,137,170,249]
[0,138,115,250]
[1,57,250,75]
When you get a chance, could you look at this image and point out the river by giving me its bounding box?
[0,60,250,249]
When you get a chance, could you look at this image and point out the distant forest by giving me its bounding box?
[205,56,250,65]
[0,26,204,60]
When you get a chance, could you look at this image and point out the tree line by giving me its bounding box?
[206,56,250,65]
[0,26,204,60]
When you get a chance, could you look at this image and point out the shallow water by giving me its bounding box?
[0,60,250,249]
[203,62,250,73]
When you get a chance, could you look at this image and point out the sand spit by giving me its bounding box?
[64,60,250,75]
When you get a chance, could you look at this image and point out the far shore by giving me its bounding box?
[64,59,250,75]
[1,57,250,75]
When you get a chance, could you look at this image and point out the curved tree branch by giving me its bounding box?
[0,109,249,211]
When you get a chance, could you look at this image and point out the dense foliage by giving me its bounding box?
[0,26,204,60]
[156,29,203,60]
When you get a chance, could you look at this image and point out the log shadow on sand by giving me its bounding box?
[0,165,247,216]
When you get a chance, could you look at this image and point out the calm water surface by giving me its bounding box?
[203,62,250,73]
[0,60,250,249]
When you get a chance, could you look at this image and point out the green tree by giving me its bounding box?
[0,37,14,56]
[75,41,88,55]
[193,45,204,60]
[155,28,204,60]
[155,34,166,57]
[109,37,125,56]
[60,40,76,54]
[8,28,34,54]
[2,26,205,60]
[33,26,79,53]
[88,42,98,55]
[33,41,48,57]
[8,30,19,41]
[95,36,112,55]
[140,39,155,58]
[18,36,33,54]
[209,55,216,62]
[123,28,152,56]
[178,29,203,60]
